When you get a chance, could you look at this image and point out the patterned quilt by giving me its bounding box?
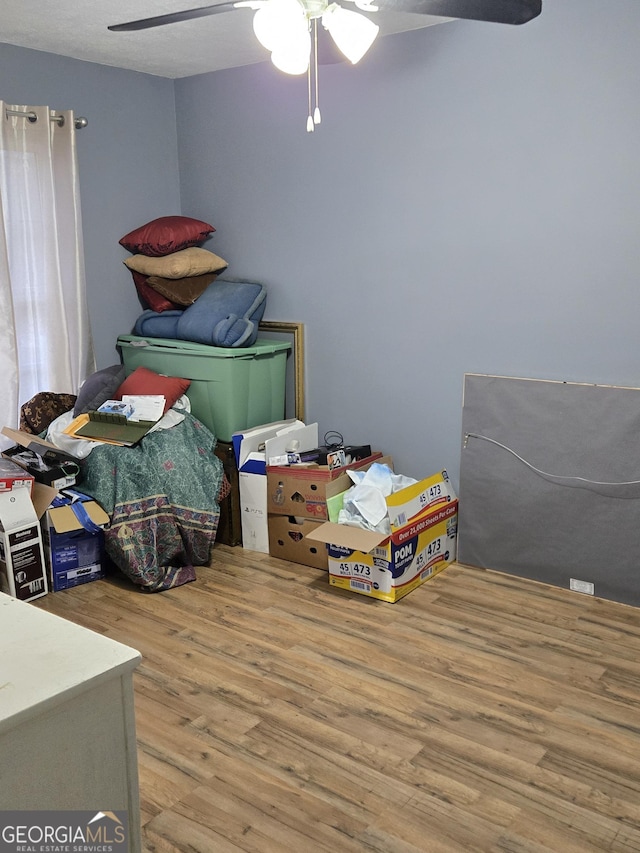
[80,413,223,592]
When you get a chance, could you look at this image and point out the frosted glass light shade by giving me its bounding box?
[271,34,311,74]
[252,0,311,75]
[322,5,379,64]
[253,0,308,50]
[253,4,282,50]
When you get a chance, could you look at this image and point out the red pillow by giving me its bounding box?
[116,367,191,413]
[130,270,179,313]
[119,216,215,257]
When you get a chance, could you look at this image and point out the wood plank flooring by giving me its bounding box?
[35,546,640,853]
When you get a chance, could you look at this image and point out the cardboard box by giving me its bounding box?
[267,514,329,570]
[2,427,82,489]
[0,426,107,597]
[266,452,385,520]
[266,455,390,569]
[386,469,457,531]
[0,457,34,494]
[233,419,318,553]
[41,491,110,592]
[308,500,458,603]
[0,486,50,601]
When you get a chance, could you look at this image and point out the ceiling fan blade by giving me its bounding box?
[375,0,541,25]
[108,2,240,32]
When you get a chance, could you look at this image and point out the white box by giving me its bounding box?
[237,469,269,553]
[0,487,49,601]
[232,419,318,553]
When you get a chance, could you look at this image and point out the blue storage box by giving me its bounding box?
[41,492,110,592]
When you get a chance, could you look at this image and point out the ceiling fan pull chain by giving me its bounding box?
[307,56,314,132]
[313,18,321,125]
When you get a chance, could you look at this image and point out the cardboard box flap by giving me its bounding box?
[0,486,39,529]
[236,422,319,476]
[264,423,319,464]
[386,469,457,531]
[240,451,269,475]
[232,419,305,469]
[267,452,388,481]
[47,501,110,534]
[2,427,78,462]
[309,500,460,553]
[306,521,388,553]
[32,482,60,520]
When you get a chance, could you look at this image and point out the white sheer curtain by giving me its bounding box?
[0,101,95,436]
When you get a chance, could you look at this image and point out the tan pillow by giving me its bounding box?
[147,272,218,306]
[123,247,228,279]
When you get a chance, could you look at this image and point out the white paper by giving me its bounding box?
[122,395,166,422]
[339,463,417,533]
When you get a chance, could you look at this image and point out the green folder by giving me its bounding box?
[76,413,156,446]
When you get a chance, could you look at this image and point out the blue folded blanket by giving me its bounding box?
[134,278,267,347]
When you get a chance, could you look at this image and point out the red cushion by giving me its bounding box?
[130,270,179,313]
[116,367,191,413]
[119,216,215,257]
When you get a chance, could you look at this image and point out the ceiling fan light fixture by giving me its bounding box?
[110,0,543,132]
[322,4,379,64]
[251,0,311,74]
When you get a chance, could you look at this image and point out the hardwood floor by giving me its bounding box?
[35,545,640,853]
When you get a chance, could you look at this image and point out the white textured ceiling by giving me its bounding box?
[0,0,449,78]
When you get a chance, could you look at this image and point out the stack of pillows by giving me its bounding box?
[119,215,227,313]
[119,215,268,348]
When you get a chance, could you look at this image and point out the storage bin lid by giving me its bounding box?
[117,335,290,359]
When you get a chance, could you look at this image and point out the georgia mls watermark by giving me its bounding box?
[0,811,129,853]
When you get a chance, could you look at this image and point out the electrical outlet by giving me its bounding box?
[570,578,595,596]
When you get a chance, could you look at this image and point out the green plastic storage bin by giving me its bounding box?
[117,335,291,442]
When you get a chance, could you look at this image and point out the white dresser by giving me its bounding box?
[0,592,142,852]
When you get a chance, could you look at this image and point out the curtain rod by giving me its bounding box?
[5,108,88,129]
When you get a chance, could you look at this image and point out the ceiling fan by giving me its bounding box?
[109,0,542,130]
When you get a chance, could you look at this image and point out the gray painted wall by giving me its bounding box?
[175,0,640,487]
[2,0,639,489]
[0,43,180,368]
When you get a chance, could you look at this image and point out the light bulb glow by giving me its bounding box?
[271,36,311,74]
[253,5,281,50]
[253,0,306,49]
[252,0,311,75]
